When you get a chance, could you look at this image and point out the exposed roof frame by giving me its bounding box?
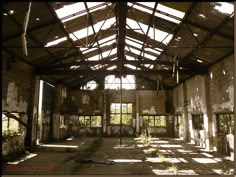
[179,11,234,65]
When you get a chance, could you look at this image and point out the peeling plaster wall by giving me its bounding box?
[209,55,234,113]
[173,55,234,153]
[2,52,33,113]
[209,55,234,153]
[173,83,184,113]
[67,89,173,137]
[2,52,38,148]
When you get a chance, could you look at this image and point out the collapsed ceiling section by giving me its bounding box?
[2,2,234,89]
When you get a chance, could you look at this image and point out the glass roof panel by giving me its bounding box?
[126,36,143,45]
[157,4,185,19]
[144,48,161,55]
[97,35,116,45]
[55,3,86,22]
[138,2,156,9]
[147,27,173,45]
[163,34,174,45]
[126,55,136,61]
[82,47,98,54]
[94,17,116,33]
[102,48,117,58]
[126,39,143,49]
[144,64,154,69]
[45,37,67,47]
[86,2,104,9]
[125,46,140,55]
[87,54,101,61]
[107,65,117,70]
[143,52,156,60]
[155,12,181,24]
[214,2,234,15]
[126,18,148,34]
[125,64,139,70]
[99,39,116,48]
[131,3,153,14]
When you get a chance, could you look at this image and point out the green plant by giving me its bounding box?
[159,154,166,162]
[168,164,178,174]
[139,132,152,147]
[151,146,160,156]
[2,129,20,142]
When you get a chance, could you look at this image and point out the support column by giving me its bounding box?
[204,75,214,150]
[52,84,63,140]
[234,1,236,164]
[26,75,40,149]
[183,82,190,142]
[136,91,140,135]
[103,91,107,135]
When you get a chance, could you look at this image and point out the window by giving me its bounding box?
[110,103,133,125]
[217,113,234,134]
[192,114,203,130]
[105,75,136,90]
[2,113,19,132]
[143,115,167,127]
[79,116,102,127]
[59,115,65,128]
[176,114,183,128]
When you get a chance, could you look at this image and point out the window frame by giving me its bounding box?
[192,114,204,130]
[142,115,167,127]
[110,103,133,125]
[78,115,102,128]
[216,113,234,134]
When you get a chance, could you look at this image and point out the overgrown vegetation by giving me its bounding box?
[2,129,25,162]
[168,163,178,174]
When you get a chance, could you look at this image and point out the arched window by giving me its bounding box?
[104,75,136,90]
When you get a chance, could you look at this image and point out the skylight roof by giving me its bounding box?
[93,17,116,33]
[155,4,185,24]
[126,55,136,61]
[126,18,148,34]
[82,47,98,54]
[126,36,143,45]
[99,39,116,48]
[105,75,136,90]
[143,52,156,60]
[125,46,140,55]
[55,3,86,22]
[214,2,234,15]
[45,37,67,47]
[102,48,117,58]
[144,64,154,69]
[55,2,109,22]
[138,2,156,9]
[130,2,153,14]
[107,65,117,70]
[148,27,173,44]
[97,35,116,45]
[125,64,137,70]
[126,39,143,49]
[45,18,116,47]
[144,48,161,55]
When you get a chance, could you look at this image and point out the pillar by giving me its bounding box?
[183,82,190,142]
[26,75,40,149]
[136,91,140,135]
[203,75,214,150]
[52,84,63,140]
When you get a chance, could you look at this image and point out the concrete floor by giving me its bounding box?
[2,137,234,175]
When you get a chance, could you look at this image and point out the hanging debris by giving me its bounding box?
[22,2,32,56]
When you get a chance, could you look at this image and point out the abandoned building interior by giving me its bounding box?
[2,1,235,175]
